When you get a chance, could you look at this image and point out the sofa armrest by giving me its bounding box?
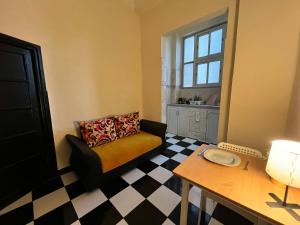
[140,119,167,147]
[66,134,103,176]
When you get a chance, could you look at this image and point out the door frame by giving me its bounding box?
[0,33,57,178]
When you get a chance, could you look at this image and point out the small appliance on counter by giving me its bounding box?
[177,97,187,104]
[190,95,204,105]
[177,95,205,105]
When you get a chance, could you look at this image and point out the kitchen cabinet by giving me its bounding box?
[167,105,219,143]
[167,106,179,135]
[206,110,219,144]
[177,108,189,137]
[186,108,207,141]
[166,106,189,137]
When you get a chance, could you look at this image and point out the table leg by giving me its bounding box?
[180,179,190,225]
[197,189,207,225]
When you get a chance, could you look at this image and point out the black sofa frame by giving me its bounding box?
[66,119,167,191]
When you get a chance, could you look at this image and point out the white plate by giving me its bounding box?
[203,149,241,167]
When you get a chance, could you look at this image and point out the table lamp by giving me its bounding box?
[266,140,300,208]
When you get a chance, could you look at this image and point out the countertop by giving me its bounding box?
[167,103,220,110]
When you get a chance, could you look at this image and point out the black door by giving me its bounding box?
[0,34,57,209]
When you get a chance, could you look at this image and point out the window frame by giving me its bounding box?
[181,23,227,88]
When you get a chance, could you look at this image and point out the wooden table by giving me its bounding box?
[173,145,300,225]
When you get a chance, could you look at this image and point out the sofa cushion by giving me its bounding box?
[114,112,140,138]
[79,117,118,148]
[92,131,162,173]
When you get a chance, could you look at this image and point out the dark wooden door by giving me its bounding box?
[0,34,57,209]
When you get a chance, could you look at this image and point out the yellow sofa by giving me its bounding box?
[93,131,162,173]
[66,119,167,191]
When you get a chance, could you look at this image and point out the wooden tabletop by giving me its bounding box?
[173,145,300,225]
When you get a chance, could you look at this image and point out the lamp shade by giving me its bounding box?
[266,140,300,188]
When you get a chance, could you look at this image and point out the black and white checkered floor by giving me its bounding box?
[0,133,253,225]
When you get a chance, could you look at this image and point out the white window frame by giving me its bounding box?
[181,23,227,88]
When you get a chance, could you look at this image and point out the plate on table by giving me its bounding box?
[203,148,241,167]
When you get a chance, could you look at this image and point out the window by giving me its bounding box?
[182,24,226,88]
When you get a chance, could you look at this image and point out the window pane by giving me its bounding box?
[183,63,194,87]
[198,34,209,57]
[210,29,223,54]
[208,61,220,83]
[184,36,194,62]
[197,63,207,84]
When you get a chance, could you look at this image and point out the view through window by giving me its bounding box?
[182,23,226,88]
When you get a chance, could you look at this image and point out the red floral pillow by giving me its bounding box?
[114,112,140,138]
[79,117,117,147]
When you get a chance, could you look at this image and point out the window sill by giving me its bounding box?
[181,85,221,89]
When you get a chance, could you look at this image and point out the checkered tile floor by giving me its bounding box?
[0,133,253,225]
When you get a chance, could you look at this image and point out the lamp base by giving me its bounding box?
[267,192,300,209]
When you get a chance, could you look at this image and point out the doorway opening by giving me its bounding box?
[161,11,230,145]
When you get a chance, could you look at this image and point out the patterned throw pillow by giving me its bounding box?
[79,117,117,147]
[114,112,140,138]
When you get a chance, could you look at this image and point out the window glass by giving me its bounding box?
[183,63,194,87]
[208,61,220,83]
[184,36,194,62]
[197,63,207,84]
[198,34,209,57]
[182,25,225,87]
[210,29,223,54]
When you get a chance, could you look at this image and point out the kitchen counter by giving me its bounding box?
[168,103,220,110]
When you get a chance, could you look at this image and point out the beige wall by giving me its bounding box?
[140,0,238,141]
[0,0,143,169]
[2,0,300,169]
[140,0,300,153]
[285,30,300,141]
[227,0,300,153]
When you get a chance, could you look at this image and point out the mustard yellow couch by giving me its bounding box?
[66,119,167,191]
